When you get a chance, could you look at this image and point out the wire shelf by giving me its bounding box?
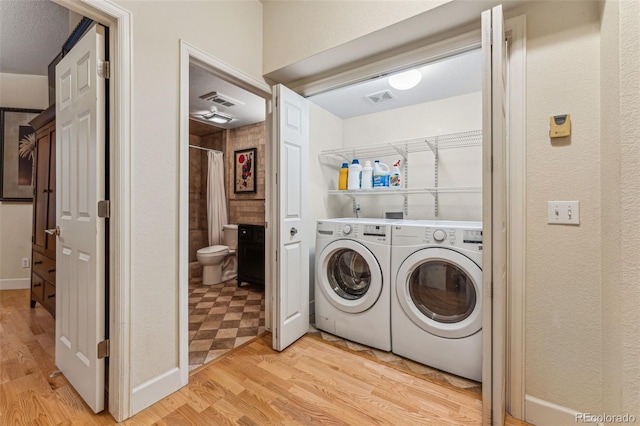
[328,186,481,196]
[319,129,482,161]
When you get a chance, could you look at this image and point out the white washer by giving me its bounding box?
[391,220,483,381]
[315,218,397,351]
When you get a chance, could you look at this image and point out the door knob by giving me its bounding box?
[290,227,298,236]
[45,226,60,236]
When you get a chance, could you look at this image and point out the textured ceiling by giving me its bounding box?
[2,1,479,126]
[190,64,266,130]
[0,0,70,76]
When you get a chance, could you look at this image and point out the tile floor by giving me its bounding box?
[307,327,482,396]
[188,278,265,371]
[188,278,480,395]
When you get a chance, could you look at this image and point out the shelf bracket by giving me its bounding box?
[403,194,409,217]
[434,137,439,217]
[390,144,408,160]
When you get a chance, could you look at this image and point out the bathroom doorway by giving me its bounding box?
[185,61,268,372]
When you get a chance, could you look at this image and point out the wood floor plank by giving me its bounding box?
[1,289,532,426]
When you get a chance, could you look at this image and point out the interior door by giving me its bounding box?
[273,84,310,351]
[481,5,507,426]
[55,23,107,413]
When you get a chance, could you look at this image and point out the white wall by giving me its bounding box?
[340,92,482,220]
[0,73,48,289]
[111,0,265,413]
[308,103,344,307]
[599,0,622,414]
[262,1,448,75]
[504,1,604,415]
[600,0,640,416]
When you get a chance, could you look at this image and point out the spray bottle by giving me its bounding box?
[390,160,402,187]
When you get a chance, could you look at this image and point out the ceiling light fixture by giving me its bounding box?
[202,111,233,124]
[388,69,422,91]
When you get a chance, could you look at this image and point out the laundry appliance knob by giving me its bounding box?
[433,229,447,242]
[342,225,352,235]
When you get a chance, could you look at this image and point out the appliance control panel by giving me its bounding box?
[463,229,483,244]
[317,221,390,243]
[392,225,482,250]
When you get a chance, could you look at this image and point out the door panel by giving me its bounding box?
[55,23,106,413]
[273,84,309,351]
[482,5,506,426]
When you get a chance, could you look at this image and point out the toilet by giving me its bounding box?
[196,224,238,285]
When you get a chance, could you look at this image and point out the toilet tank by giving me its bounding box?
[223,224,238,250]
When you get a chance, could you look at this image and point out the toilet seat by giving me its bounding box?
[197,245,228,255]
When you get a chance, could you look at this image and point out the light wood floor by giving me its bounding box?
[1,289,529,425]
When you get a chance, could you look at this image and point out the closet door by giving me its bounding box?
[272,84,310,351]
[481,4,507,426]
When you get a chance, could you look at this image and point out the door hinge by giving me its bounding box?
[275,96,278,108]
[98,59,110,79]
[97,339,110,359]
[98,200,110,218]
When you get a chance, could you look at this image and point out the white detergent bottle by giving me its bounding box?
[361,161,373,190]
[372,160,390,188]
[390,160,402,187]
[347,159,362,190]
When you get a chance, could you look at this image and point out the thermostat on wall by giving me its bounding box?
[550,114,571,138]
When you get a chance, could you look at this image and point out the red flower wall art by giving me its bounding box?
[234,148,257,193]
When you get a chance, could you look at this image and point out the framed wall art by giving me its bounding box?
[0,108,42,201]
[234,148,257,193]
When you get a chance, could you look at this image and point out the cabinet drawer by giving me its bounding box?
[43,281,56,316]
[32,251,56,285]
[31,273,44,301]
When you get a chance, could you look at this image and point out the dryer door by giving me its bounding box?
[316,239,383,313]
[396,247,482,338]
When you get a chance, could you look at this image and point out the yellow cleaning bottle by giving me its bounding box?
[338,162,348,190]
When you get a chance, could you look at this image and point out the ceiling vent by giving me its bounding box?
[365,90,395,104]
[199,91,244,108]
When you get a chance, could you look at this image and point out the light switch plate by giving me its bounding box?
[548,201,580,225]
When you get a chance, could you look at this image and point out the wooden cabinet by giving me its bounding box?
[237,224,265,286]
[29,105,56,317]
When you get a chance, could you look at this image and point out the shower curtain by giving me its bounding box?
[207,150,228,246]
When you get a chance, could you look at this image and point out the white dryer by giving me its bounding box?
[315,218,396,351]
[391,220,483,381]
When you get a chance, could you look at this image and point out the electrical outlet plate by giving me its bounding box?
[548,201,580,225]
[22,258,30,268]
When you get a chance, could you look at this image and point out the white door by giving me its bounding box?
[481,5,507,426]
[55,24,107,413]
[273,84,310,351]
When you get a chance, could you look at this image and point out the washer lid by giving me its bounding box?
[198,245,228,254]
[316,239,383,314]
[396,247,482,338]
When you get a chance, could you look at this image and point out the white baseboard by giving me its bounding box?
[525,394,580,425]
[130,367,185,415]
[0,278,30,290]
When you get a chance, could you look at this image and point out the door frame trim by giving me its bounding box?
[504,14,527,420]
[177,39,272,383]
[53,0,132,421]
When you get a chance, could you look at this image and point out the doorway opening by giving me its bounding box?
[186,64,267,371]
[179,44,273,374]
